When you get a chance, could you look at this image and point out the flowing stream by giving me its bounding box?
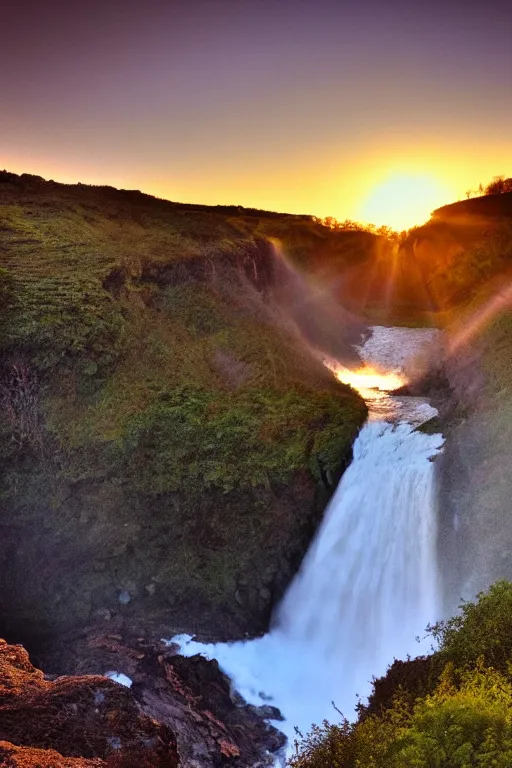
[171,326,444,754]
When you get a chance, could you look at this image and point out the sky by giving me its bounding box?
[1,0,511,229]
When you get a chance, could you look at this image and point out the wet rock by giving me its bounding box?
[146,653,287,765]
[234,590,244,606]
[0,639,178,766]
[259,586,271,603]
[39,631,287,767]
[93,608,113,622]
[247,704,284,721]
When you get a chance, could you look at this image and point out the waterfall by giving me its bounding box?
[171,327,444,750]
[276,421,442,685]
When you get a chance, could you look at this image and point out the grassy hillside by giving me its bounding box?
[0,171,368,643]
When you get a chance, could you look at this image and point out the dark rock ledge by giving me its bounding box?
[0,636,285,767]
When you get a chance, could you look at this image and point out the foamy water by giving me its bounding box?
[170,327,443,757]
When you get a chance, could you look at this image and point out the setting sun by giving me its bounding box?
[358,173,453,231]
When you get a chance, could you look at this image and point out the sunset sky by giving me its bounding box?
[2,0,511,229]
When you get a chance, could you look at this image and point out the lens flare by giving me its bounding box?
[449,280,512,354]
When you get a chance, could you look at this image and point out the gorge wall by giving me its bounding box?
[432,305,512,614]
[400,191,512,614]
[0,172,368,654]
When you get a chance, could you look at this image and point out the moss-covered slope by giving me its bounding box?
[0,172,367,643]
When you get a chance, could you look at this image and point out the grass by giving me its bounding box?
[0,171,368,638]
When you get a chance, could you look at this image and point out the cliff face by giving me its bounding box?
[0,637,284,767]
[0,172,367,648]
[388,192,512,613]
[0,638,179,767]
[435,306,512,613]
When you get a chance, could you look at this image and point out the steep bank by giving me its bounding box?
[430,301,512,613]
[401,190,512,320]
[353,190,512,613]
[0,172,367,650]
[394,191,512,613]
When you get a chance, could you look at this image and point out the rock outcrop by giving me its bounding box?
[0,639,178,767]
[0,636,285,767]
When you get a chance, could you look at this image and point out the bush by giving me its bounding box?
[485,176,512,195]
[0,267,15,343]
[428,581,512,672]
[289,583,512,767]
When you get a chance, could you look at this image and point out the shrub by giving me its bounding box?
[289,583,512,767]
[428,581,512,672]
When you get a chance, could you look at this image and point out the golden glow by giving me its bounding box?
[359,172,453,230]
[3,139,511,232]
[323,360,406,394]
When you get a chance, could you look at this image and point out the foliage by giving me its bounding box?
[387,664,512,768]
[0,358,44,454]
[0,267,15,344]
[315,215,408,243]
[428,581,512,672]
[121,386,365,495]
[289,583,512,768]
[0,266,14,305]
[289,718,357,768]
[465,176,512,199]
[485,176,512,196]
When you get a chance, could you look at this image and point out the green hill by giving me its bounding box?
[0,171,368,645]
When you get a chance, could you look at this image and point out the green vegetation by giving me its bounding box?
[289,582,512,768]
[122,387,364,495]
[0,172,367,639]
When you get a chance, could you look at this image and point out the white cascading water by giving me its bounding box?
[171,327,444,754]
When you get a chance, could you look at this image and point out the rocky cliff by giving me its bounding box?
[0,637,285,766]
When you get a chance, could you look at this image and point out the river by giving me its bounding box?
[171,326,444,757]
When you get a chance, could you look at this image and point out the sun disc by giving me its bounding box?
[359,173,451,231]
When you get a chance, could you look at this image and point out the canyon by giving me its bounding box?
[1,173,512,765]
